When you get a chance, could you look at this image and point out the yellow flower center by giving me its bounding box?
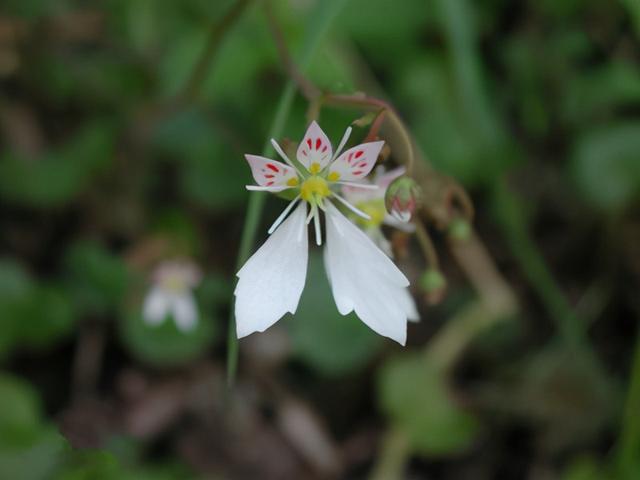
[355,200,386,228]
[161,275,188,293]
[300,176,331,202]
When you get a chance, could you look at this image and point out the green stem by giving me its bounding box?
[369,428,410,480]
[616,329,640,473]
[226,0,349,388]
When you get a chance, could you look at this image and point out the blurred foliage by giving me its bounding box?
[378,353,479,456]
[0,373,67,480]
[0,0,639,477]
[120,300,217,368]
[64,241,131,317]
[0,260,75,357]
[0,123,115,208]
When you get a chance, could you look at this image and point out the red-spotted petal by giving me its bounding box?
[245,155,298,189]
[327,141,384,182]
[296,121,333,173]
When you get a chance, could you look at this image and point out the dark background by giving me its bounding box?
[0,0,639,478]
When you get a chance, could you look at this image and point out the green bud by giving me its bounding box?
[448,218,471,241]
[419,269,446,292]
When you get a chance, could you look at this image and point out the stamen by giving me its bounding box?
[270,139,300,173]
[336,181,379,190]
[313,206,322,245]
[268,195,301,234]
[331,193,372,220]
[306,204,315,224]
[332,126,352,161]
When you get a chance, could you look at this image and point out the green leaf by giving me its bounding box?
[338,0,428,64]
[561,456,608,480]
[64,241,130,316]
[181,150,248,209]
[119,297,217,367]
[398,59,514,186]
[0,261,33,355]
[287,253,383,376]
[0,122,115,208]
[18,285,75,350]
[563,62,640,125]
[0,373,68,480]
[0,261,75,355]
[571,122,640,211]
[0,373,42,443]
[378,354,479,456]
[151,109,248,209]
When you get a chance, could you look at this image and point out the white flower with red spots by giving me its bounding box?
[234,121,417,345]
[143,260,201,332]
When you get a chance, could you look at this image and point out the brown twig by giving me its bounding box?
[264,0,320,101]
[72,320,107,401]
[413,219,440,270]
[179,0,254,103]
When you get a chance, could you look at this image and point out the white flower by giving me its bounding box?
[142,260,201,332]
[235,121,418,345]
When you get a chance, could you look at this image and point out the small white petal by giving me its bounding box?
[235,203,309,338]
[374,166,405,189]
[246,185,291,193]
[171,292,198,332]
[324,202,411,345]
[245,155,297,188]
[296,121,333,172]
[383,214,416,232]
[327,141,384,182]
[143,287,170,326]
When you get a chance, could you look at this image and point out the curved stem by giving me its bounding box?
[180,0,254,103]
[323,94,415,175]
[413,219,440,270]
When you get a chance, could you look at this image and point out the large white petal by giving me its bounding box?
[399,288,420,323]
[142,286,170,326]
[324,202,411,345]
[235,203,309,338]
[171,291,198,332]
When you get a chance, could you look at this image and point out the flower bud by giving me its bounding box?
[384,176,421,223]
[448,218,472,241]
[419,269,447,305]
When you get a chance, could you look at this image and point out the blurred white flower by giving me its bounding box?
[235,121,417,345]
[143,260,201,332]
